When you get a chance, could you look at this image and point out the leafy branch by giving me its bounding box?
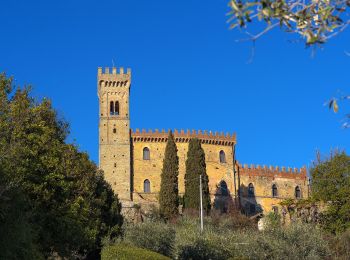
[227,0,350,45]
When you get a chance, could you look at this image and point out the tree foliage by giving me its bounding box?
[0,73,123,258]
[159,131,179,219]
[0,166,43,259]
[184,138,211,213]
[310,151,350,234]
[227,0,350,45]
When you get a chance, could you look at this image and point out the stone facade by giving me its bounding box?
[98,67,309,214]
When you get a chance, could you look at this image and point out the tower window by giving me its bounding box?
[115,101,119,115]
[114,163,116,167]
[219,150,226,163]
[143,147,150,160]
[248,183,254,197]
[272,184,278,198]
[113,128,116,133]
[144,179,150,193]
[295,186,301,199]
[110,101,114,115]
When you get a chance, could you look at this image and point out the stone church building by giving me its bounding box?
[97,67,309,215]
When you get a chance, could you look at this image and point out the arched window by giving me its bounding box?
[219,150,226,163]
[272,184,278,197]
[110,101,114,115]
[115,101,119,115]
[248,183,255,197]
[144,179,150,193]
[113,128,116,133]
[143,147,150,160]
[295,186,301,199]
[219,180,228,196]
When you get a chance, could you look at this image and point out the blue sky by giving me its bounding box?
[1,0,349,170]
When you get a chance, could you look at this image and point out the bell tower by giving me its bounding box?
[98,67,131,202]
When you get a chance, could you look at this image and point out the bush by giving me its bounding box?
[264,212,281,229]
[101,243,170,260]
[123,221,175,257]
[244,223,331,259]
[209,210,256,231]
[119,215,331,260]
[329,228,350,259]
[173,216,243,260]
[173,216,331,260]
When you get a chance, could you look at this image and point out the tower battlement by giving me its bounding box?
[98,67,131,91]
[98,67,131,75]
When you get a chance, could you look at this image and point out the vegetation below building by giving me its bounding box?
[102,211,350,259]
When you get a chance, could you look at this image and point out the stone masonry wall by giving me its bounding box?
[131,129,236,204]
[238,165,309,214]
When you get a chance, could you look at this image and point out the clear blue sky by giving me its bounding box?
[1,0,349,170]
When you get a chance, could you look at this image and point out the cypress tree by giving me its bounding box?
[159,130,179,219]
[184,138,211,213]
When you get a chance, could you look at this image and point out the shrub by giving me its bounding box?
[244,223,331,259]
[209,210,256,231]
[101,243,170,260]
[123,221,175,257]
[264,212,281,229]
[329,228,350,259]
[174,216,242,260]
[143,204,163,222]
[174,217,330,260]
[120,215,331,260]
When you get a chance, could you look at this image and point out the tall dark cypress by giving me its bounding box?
[184,138,211,213]
[159,130,179,219]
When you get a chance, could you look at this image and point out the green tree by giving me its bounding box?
[0,166,43,259]
[159,131,179,219]
[227,0,350,46]
[311,152,350,234]
[0,73,123,258]
[184,138,211,213]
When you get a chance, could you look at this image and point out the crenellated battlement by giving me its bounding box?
[98,67,131,75]
[238,163,307,179]
[98,67,131,90]
[131,128,236,146]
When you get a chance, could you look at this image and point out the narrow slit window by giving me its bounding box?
[110,101,114,115]
[143,147,150,160]
[144,179,150,193]
[115,101,119,115]
[295,186,301,199]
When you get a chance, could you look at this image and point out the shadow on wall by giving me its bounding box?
[239,184,263,217]
[213,180,238,213]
